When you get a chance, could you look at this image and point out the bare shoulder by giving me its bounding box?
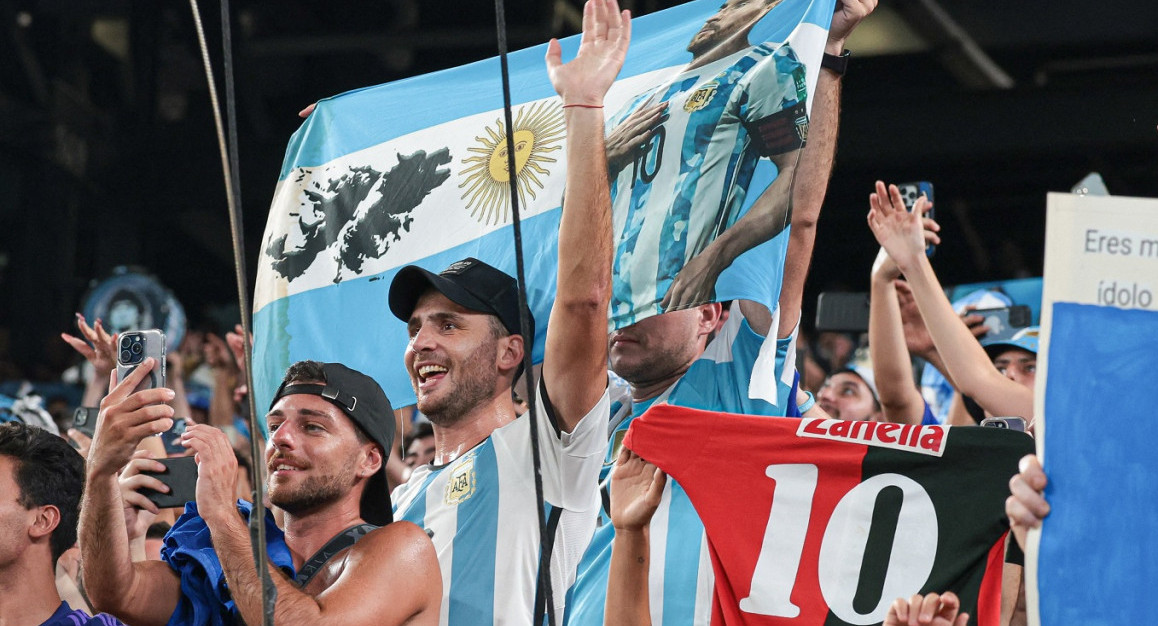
[314,522,441,623]
[351,520,436,566]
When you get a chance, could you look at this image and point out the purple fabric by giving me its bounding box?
[39,602,124,626]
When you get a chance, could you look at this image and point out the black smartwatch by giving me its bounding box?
[821,49,851,77]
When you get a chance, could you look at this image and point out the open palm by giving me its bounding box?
[610,447,666,531]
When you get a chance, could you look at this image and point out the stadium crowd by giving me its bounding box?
[0,0,1062,624]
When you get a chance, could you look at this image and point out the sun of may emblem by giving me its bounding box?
[458,100,565,225]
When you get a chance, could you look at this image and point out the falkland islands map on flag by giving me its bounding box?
[253,0,836,412]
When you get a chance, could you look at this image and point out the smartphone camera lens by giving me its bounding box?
[120,349,132,363]
[131,342,143,355]
[120,336,132,350]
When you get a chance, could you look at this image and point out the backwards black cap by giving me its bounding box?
[270,362,394,526]
[388,257,532,339]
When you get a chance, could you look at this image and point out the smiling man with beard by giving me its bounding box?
[78,358,442,625]
[383,2,630,623]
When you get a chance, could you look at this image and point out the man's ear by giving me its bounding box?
[496,333,525,374]
[698,303,725,335]
[29,504,61,542]
[359,444,384,479]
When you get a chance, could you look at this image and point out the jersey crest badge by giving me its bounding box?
[444,455,477,505]
[795,114,809,144]
[684,82,718,113]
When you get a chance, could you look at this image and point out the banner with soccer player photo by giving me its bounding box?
[253,0,836,410]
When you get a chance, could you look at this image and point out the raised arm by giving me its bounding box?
[725,0,877,337]
[668,146,799,326]
[605,447,666,626]
[542,0,629,431]
[869,199,940,424]
[80,359,183,625]
[61,314,117,407]
[867,181,1034,420]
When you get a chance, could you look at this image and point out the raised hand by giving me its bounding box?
[610,447,666,531]
[828,0,879,53]
[872,194,939,282]
[204,332,238,373]
[1006,453,1049,549]
[224,324,250,374]
[87,358,176,477]
[61,314,117,377]
[546,0,631,106]
[884,591,969,626]
[606,102,667,177]
[867,181,936,274]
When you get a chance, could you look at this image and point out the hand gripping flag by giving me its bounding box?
[254,0,837,411]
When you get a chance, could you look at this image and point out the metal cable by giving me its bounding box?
[187,1,277,623]
[493,0,556,623]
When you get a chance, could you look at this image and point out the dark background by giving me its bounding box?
[1,0,1156,380]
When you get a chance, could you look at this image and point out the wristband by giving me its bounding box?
[798,391,816,414]
[821,49,851,77]
[562,103,604,109]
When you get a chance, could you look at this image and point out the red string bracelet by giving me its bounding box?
[562,103,604,109]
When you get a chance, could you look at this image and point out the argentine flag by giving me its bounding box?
[254,0,836,413]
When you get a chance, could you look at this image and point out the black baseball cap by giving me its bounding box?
[270,362,395,526]
[388,257,530,338]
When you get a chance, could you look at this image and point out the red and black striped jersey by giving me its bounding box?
[624,406,1033,626]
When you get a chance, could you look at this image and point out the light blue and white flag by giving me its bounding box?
[254,0,836,411]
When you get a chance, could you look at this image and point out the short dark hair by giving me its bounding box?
[146,521,172,540]
[404,421,434,451]
[279,360,371,445]
[0,423,85,563]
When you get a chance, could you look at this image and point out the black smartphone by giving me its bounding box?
[980,416,1028,432]
[140,456,198,509]
[897,181,935,257]
[973,305,1032,343]
[160,418,188,456]
[815,291,870,332]
[72,407,99,439]
[116,330,166,393]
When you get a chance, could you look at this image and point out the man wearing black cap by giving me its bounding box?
[383,2,627,623]
[78,358,442,625]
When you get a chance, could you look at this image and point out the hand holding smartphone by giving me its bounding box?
[896,181,935,257]
[116,330,166,392]
[139,456,199,509]
[980,416,1028,433]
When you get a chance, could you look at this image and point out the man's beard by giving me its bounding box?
[417,338,501,426]
[269,468,355,515]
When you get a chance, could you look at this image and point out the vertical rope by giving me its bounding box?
[493,0,557,623]
[188,1,276,623]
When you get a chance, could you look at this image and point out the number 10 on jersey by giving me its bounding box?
[739,464,938,625]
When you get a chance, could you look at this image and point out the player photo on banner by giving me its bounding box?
[253,0,835,410]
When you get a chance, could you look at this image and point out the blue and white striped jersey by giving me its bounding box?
[392,385,608,626]
[566,310,798,626]
[608,43,808,327]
